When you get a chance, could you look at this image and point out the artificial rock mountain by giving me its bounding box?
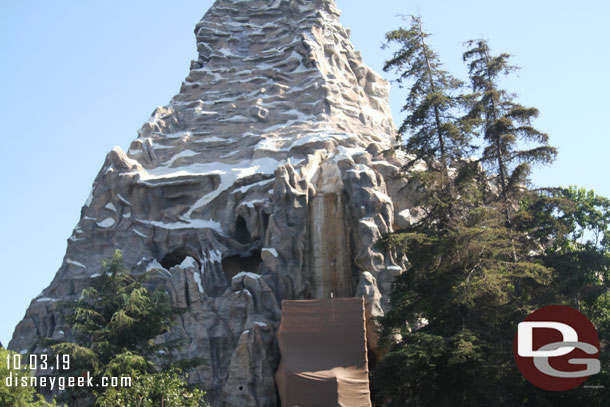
[10,0,420,405]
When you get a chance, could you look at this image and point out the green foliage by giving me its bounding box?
[382,17,488,234]
[463,39,557,220]
[374,18,608,406]
[558,187,610,249]
[383,16,476,176]
[516,187,610,304]
[95,371,208,407]
[374,185,610,406]
[52,251,179,377]
[0,348,58,407]
[521,188,610,399]
[374,191,554,406]
[49,250,205,406]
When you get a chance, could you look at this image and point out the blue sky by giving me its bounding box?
[1,0,608,346]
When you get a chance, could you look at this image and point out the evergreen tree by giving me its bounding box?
[49,250,207,407]
[374,24,607,406]
[515,187,610,404]
[463,39,557,224]
[383,16,476,179]
[373,179,554,406]
[374,185,610,406]
[383,16,478,231]
[52,250,178,375]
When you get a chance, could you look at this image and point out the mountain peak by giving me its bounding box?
[10,3,415,406]
[129,0,394,169]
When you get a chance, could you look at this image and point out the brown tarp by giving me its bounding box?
[275,298,372,407]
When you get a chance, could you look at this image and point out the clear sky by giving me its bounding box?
[1,0,608,346]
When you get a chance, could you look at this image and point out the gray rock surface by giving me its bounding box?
[9,0,418,405]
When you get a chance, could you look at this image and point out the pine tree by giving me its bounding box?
[374,185,610,406]
[52,250,179,375]
[463,39,557,224]
[48,250,207,407]
[374,26,608,406]
[383,16,478,232]
[373,180,554,406]
[383,16,476,179]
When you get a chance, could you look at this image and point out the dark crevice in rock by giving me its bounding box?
[221,250,262,283]
[160,248,199,270]
[367,344,377,371]
[184,278,192,308]
[234,215,251,244]
[262,212,270,231]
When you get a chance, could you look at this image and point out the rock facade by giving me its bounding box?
[9,0,420,405]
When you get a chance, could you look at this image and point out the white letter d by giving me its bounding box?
[518,321,577,357]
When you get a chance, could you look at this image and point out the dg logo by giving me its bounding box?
[513,305,601,391]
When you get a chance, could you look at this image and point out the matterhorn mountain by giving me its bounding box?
[10,0,420,405]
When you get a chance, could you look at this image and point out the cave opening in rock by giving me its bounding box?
[234,215,251,244]
[221,250,262,282]
[160,248,199,270]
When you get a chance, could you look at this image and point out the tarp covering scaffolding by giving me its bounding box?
[275,298,372,407]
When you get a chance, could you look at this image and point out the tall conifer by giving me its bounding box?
[383,16,477,231]
[384,16,475,179]
[373,24,610,407]
[463,39,557,224]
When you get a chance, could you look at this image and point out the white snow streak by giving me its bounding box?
[66,259,86,269]
[262,248,278,257]
[97,218,115,228]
